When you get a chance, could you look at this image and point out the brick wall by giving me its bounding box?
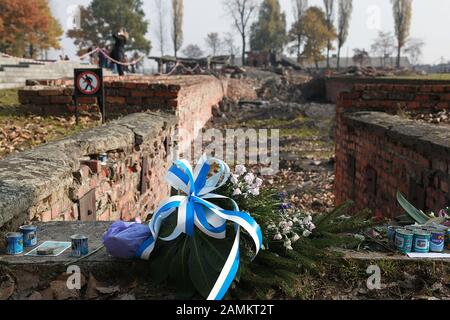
[325,76,450,103]
[335,82,450,218]
[0,76,227,229]
[18,75,227,155]
[0,112,176,230]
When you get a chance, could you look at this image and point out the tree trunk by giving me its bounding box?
[397,45,401,68]
[241,33,246,66]
[337,46,341,70]
[326,41,330,68]
[29,43,34,59]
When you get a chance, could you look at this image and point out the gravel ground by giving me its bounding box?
[206,100,336,215]
[405,109,450,126]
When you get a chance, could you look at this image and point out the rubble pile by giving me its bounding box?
[221,65,246,79]
[334,66,424,78]
[208,89,336,216]
[226,78,258,103]
[406,109,450,125]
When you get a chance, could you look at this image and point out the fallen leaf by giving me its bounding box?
[49,280,79,300]
[0,274,15,300]
[28,291,42,300]
[97,285,120,295]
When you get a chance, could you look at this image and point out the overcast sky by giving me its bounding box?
[49,0,450,65]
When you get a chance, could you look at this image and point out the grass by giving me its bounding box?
[244,116,322,139]
[280,127,320,139]
[0,89,20,105]
[245,116,307,128]
[384,73,450,81]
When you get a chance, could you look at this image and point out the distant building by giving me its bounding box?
[301,56,411,69]
[245,51,302,70]
[245,51,273,67]
[244,51,411,70]
[416,63,450,73]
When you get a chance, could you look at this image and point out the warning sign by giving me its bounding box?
[74,69,103,97]
[73,68,106,124]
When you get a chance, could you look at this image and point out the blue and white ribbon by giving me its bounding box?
[136,155,262,300]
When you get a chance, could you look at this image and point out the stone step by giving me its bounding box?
[0,83,24,90]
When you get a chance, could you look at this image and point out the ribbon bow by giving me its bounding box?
[136,155,262,300]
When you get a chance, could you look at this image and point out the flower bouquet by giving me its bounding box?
[103,155,262,300]
[103,156,376,299]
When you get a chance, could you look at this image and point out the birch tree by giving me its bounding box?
[224,0,258,65]
[336,0,353,69]
[154,0,168,56]
[171,0,184,58]
[391,0,413,68]
[288,0,308,61]
[205,33,221,56]
[323,0,335,68]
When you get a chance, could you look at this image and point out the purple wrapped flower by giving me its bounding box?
[103,221,152,259]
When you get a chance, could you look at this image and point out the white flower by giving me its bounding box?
[291,233,300,242]
[288,221,293,227]
[235,165,247,176]
[303,216,312,225]
[274,233,283,241]
[232,188,242,196]
[255,177,263,188]
[284,239,293,250]
[279,221,288,229]
[281,226,291,235]
[230,174,239,185]
[267,223,276,230]
[302,230,312,238]
[248,187,260,196]
[244,173,255,185]
[308,223,316,231]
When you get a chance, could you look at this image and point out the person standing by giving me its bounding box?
[110,29,129,76]
[98,47,108,68]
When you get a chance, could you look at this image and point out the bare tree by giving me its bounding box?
[336,0,353,70]
[323,0,335,68]
[171,0,184,58]
[224,0,258,66]
[154,0,168,56]
[353,48,370,67]
[391,0,412,68]
[182,44,204,58]
[370,31,395,67]
[404,38,425,66]
[288,0,308,61]
[223,32,240,57]
[205,32,221,56]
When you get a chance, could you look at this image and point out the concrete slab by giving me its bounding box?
[0,222,113,266]
[0,221,178,300]
[335,248,450,263]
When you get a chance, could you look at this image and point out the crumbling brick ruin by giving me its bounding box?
[334,81,450,218]
[0,76,227,230]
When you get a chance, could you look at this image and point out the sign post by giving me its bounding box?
[74,68,105,125]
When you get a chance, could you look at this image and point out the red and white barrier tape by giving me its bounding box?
[79,47,145,66]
